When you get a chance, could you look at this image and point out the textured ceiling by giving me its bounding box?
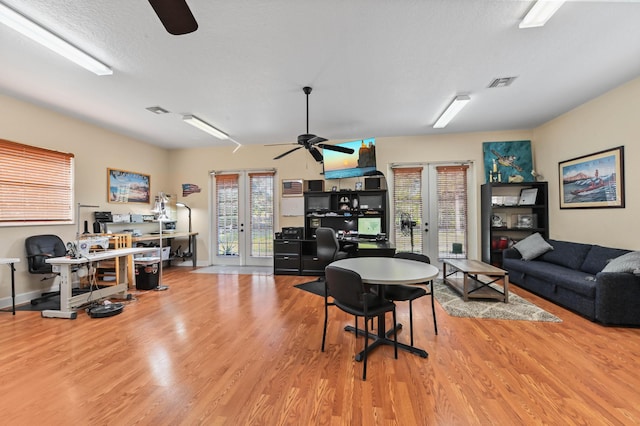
[1,0,640,151]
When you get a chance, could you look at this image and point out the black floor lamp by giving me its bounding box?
[176,201,193,258]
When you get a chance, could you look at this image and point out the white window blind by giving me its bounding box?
[216,174,239,256]
[436,165,469,259]
[249,172,274,257]
[392,167,423,253]
[0,139,74,225]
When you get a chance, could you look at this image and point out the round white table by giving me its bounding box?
[331,257,439,359]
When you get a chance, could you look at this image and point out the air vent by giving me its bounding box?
[146,106,170,114]
[488,77,517,88]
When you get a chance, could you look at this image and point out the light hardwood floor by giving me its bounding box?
[1,267,639,425]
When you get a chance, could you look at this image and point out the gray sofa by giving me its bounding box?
[502,238,640,326]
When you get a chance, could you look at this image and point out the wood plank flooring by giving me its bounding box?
[1,267,639,425]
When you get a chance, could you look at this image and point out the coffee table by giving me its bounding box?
[442,259,509,303]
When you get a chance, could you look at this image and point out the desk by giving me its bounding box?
[132,231,198,267]
[332,257,439,359]
[45,247,155,319]
[1,258,20,315]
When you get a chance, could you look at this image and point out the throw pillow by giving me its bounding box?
[601,251,640,273]
[513,233,554,261]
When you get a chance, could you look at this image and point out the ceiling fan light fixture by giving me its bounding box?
[0,2,112,75]
[182,115,229,140]
[519,0,565,29]
[433,95,471,129]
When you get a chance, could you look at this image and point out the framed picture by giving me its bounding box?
[518,188,538,205]
[483,140,534,183]
[559,146,625,209]
[282,179,303,197]
[355,181,363,190]
[107,168,151,203]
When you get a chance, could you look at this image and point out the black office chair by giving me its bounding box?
[25,234,69,305]
[315,227,351,265]
[322,265,398,381]
[382,252,438,346]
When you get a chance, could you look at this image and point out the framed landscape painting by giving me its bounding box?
[107,168,151,203]
[559,146,624,209]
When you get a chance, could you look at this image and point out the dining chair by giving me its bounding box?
[322,265,398,381]
[382,252,438,346]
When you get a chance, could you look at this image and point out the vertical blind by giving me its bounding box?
[0,139,74,224]
[436,165,469,259]
[215,174,239,256]
[248,172,274,257]
[392,167,424,253]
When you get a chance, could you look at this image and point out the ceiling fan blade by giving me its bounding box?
[274,146,303,160]
[307,135,328,145]
[309,146,324,162]
[318,144,355,154]
[148,0,198,35]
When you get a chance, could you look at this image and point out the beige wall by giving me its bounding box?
[0,94,170,300]
[533,77,640,249]
[2,75,640,305]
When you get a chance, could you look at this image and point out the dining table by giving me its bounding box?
[331,256,439,360]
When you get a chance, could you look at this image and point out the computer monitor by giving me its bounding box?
[357,217,382,238]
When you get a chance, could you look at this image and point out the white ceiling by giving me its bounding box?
[1,1,640,152]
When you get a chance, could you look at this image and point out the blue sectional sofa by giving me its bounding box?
[502,239,640,326]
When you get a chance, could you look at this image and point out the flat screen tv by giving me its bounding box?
[323,138,376,180]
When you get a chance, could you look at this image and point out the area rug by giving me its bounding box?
[433,279,561,322]
[192,266,273,275]
[294,279,325,296]
[294,278,561,322]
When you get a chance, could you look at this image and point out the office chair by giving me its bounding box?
[382,252,438,346]
[25,234,69,305]
[315,227,351,265]
[322,265,397,381]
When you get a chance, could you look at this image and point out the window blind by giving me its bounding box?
[215,174,239,256]
[392,167,423,253]
[0,139,74,224]
[436,165,469,259]
[248,172,274,257]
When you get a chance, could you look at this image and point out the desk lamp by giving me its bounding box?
[152,193,170,291]
[176,202,192,258]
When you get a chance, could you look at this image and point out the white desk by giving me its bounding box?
[45,247,155,319]
[1,258,20,315]
[331,257,439,359]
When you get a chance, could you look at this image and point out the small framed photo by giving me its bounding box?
[516,214,537,228]
[518,188,538,205]
[355,181,363,190]
[331,186,338,192]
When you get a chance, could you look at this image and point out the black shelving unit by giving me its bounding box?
[481,182,549,266]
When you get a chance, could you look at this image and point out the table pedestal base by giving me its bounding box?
[345,323,428,361]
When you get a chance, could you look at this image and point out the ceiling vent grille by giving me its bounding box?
[488,77,517,88]
[146,106,169,114]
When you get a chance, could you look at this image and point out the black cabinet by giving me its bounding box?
[481,182,549,267]
[273,239,301,275]
[304,189,388,239]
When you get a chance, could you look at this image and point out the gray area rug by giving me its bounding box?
[434,279,562,322]
[192,265,273,275]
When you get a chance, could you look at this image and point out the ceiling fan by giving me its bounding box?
[148,0,198,35]
[273,87,355,162]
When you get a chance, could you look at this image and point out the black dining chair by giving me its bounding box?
[322,265,398,381]
[382,252,438,346]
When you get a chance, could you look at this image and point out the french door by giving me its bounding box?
[391,163,472,268]
[210,170,274,266]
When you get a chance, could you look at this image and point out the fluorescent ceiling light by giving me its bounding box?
[0,2,112,75]
[183,115,229,140]
[519,0,565,29]
[433,95,471,129]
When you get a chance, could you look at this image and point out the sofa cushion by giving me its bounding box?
[580,245,630,275]
[513,233,553,260]
[505,259,597,298]
[539,239,592,271]
[601,251,640,273]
